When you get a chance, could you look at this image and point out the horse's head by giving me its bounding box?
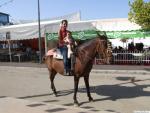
[96,35,112,64]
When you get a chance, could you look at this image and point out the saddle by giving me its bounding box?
[46,48,62,59]
[46,47,75,59]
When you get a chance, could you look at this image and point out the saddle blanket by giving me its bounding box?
[46,49,63,59]
[46,47,73,59]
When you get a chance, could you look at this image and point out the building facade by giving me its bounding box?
[0,12,9,26]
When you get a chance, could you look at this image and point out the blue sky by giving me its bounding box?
[0,0,133,21]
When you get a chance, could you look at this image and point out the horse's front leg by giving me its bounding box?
[84,75,93,102]
[49,70,57,96]
[73,76,80,106]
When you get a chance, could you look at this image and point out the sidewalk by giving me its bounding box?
[0,62,150,75]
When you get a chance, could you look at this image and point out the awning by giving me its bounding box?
[46,29,150,41]
[0,12,81,41]
[46,30,99,41]
[106,30,150,39]
[1,17,149,41]
[0,20,61,41]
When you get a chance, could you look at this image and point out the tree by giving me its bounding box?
[128,0,150,29]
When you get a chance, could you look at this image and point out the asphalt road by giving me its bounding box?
[0,66,150,113]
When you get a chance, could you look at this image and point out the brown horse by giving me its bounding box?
[44,35,112,106]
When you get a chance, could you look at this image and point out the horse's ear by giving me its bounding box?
[96,31,101,37]
[96,31,107,39]
[96,31,106,36]
[96,31,108,40]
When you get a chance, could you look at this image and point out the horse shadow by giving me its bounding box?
[18,78,150,106]
[18,90,74,100]
[78,78,150,105]
[56,77,150,100]
[55,89,74,97]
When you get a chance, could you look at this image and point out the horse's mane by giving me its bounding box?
[78,38,97,50]
[78,35,108,50]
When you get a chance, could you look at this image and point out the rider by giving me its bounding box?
[58,19,71,75]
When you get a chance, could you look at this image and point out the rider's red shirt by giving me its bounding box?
[58,27,69,47]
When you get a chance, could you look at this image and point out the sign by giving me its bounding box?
[45,30,150,41]
[46,30,99,41]
[106,30,150,39]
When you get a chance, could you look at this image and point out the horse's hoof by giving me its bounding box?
[54,93,57,97]
[89,99,94,102]
[74,103,79,107]
[89,98,94,102]
[131,77,135,82]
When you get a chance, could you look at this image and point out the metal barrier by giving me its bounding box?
[95,50,150,65]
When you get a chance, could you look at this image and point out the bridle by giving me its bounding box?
[98,39,112,54]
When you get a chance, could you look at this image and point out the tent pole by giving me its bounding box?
[37,0,42,64]
[8,40,12,62]
[44,29,48,55]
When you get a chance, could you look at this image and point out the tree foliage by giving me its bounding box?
[128,0,150,29]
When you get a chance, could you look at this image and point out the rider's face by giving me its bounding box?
[62,22,67,29]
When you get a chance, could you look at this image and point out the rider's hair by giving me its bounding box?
[61,19,68,25]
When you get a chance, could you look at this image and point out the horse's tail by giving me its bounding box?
[42,55,46,63]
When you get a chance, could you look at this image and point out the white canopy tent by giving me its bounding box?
[94,18,150,48]
[0,20,97,41]
[95,18,141,31]
[1,17,149,49]
[0,18,144,41]
[0,11,81,41]
[0,12,82,62]
[0,20,60,41]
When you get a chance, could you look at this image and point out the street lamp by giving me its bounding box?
[37,0,42,63]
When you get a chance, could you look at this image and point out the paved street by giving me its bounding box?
[0,66,150,113]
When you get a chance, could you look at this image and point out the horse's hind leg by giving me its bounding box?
[49,70,57,96]
[84,75,93,102]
